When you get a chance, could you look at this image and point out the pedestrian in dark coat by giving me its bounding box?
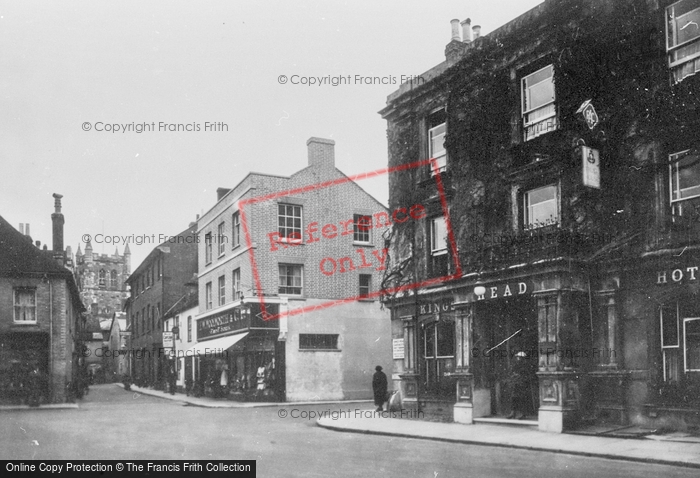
[507,352,530,419]
[372,365,388,412]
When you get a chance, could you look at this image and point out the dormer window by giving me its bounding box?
[667,0,700,84]
[522,65,557,142]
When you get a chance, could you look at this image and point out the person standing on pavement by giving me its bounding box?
[507,351,530,419]
[372,365,388,412]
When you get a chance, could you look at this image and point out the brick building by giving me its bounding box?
[125,224,197,388]
[0,194,86,404]
[380,0,700,432]
[192,137,391,401]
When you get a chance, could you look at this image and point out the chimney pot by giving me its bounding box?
[35,240,41,248]
[472,25,481,39]
[216,188,231,201]
[450,19,461,42]
[19,223,24,235]
[461,18,472,43]
[25,224,30,238]
[306,137,335,169]
[51,193,65,257]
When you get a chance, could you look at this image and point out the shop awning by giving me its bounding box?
[186,332,248,356]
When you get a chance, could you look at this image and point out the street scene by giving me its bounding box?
[2,0,700,476]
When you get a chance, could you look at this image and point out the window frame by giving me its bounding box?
[218,222,226,257]
[666,0,700,83]
[218,275,226,306]
[523,183,560,230]
[353,214,372,244]
[299,333,339,351]
[427,108,447,175]
[204,232,213,264]
[359,274,372,298]
[205,281,213,310]
[13,287,37,323]
[669,149,700,207]
[277,203,303,243]
[684,317,700,372]
[187,316,192,342]
[278,263,303,296]
[430,216,448,256]
[232,211,241,249]
[232,268,241,301]
[521,64,557,142]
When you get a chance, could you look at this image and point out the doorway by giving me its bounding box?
[473,297,539,418]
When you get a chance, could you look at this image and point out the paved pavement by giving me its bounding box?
[124,384,700,469]
[316,411,700,469]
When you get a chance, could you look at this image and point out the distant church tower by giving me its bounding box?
[74,240,131,319]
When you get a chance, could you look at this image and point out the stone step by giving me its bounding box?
[473,417,538,427]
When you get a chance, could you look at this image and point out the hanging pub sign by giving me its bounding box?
[582,146,600,189]
[576,99,599,129]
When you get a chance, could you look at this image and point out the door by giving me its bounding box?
[421,319,456,397]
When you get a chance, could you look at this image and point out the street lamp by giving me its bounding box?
[474,286,486,297]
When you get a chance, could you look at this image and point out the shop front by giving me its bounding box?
[391,264,595,432]
[189,300,284,401]
[0,332,49,405]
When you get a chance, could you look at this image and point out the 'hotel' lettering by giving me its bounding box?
[656,266,699,285]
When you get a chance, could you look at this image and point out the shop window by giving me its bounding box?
[278,204,302,242]
[353,214,371,244]
[666,0,700,84]
[299,334,339,350]
[523,184,559,230]
[279,264,302,295]
[187,316,192,342]
[218,222,226,256]
[232,268,241,300]
[232,211,241,249]
[427,109,447,174]
[13,288,37,323]
[522,64,557,141]
[670,150,700,218]
[359,274,371,298]
[110,270,117,288]
[218,275,226,306]
[684,318,700,372]
[205,233,213,264]
[205,282,213,310]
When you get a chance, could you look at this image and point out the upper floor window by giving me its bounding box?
[685,317,700,372]
[279,264,303,295]
[218,275,226,306]
[218,222,226,256]
[14,288,36,323]
[523,184,559,230]
[205,282,213,310]
[667,0,700,84]
[187,316,192,342]
[522,64,557,141]
[110,270,117,289]
[232,211,241,249]
[359,274,372,298]
[205,233,213,264]
[232,268,241,301]
[278,204,302,241]
[99,269,106,288]
[428,109,447,174]
[430,216,448,256]
[353,214,372,244]
[670,149,700,217]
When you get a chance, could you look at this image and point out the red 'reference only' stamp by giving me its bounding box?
[239,158,460,320]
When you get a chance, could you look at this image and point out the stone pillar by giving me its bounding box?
[400,316,420,413]
[453,306,474,423]
[536,290,585,432]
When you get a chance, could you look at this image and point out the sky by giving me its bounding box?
[0,0,544,269]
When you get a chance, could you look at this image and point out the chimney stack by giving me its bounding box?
[461,18,472,43]
[52,193,65,263]
[450,19,461,42]
[19,223,24,235]
[307,137,335,169]
[216,188,231,201]
[25,223,30,238]
[472,25,481,40]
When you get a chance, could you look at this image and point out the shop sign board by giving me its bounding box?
[392,338,405,359]
[582,146,600,189]
[162,332,173,348]
[198,303,280,340]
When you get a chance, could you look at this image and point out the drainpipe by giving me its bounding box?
[49,277,53,403]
